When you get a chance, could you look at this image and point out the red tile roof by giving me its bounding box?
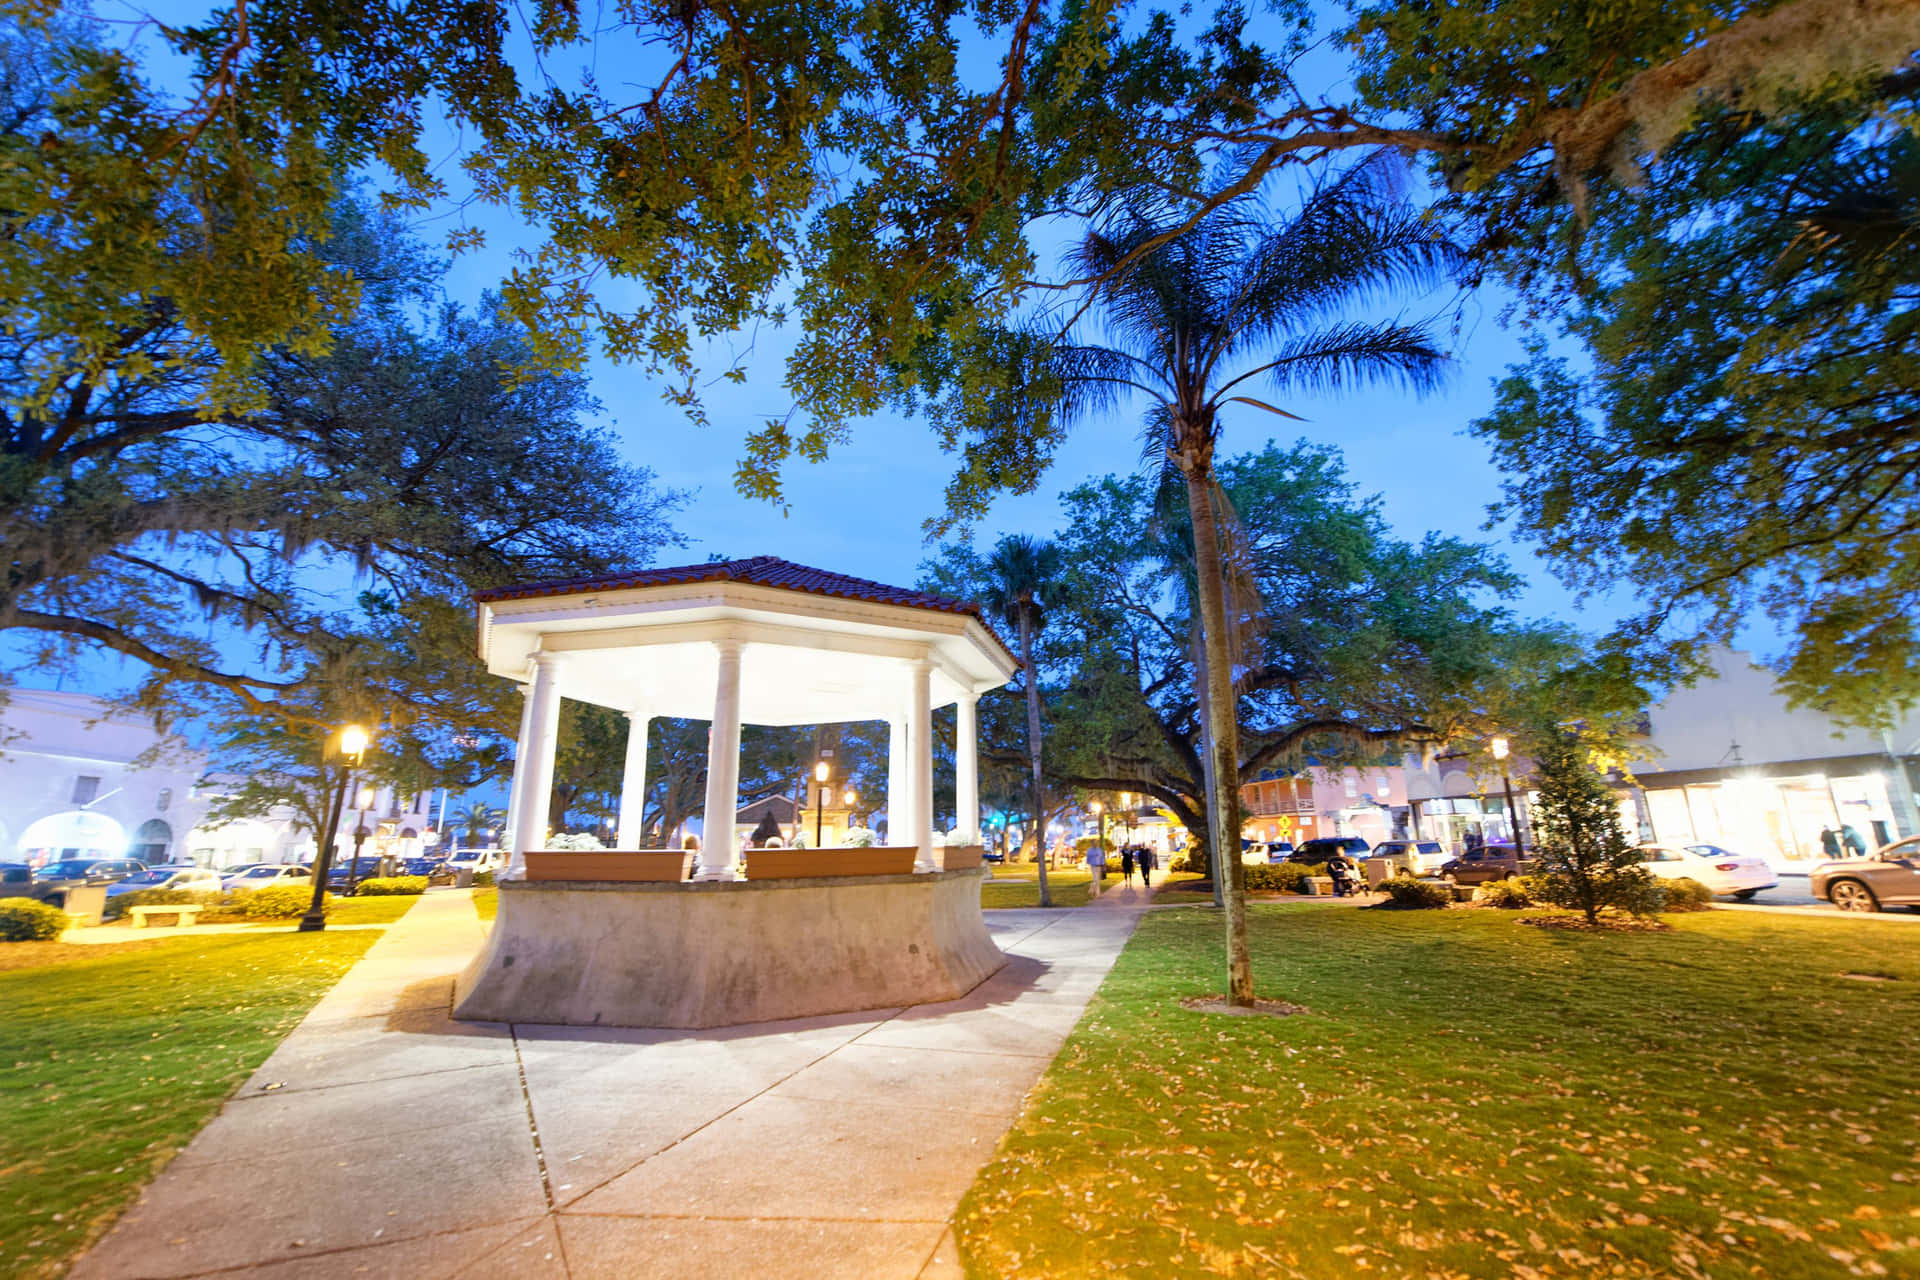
[475,555,990,624]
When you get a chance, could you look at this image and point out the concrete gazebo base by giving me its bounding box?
[452,869,1005,1030]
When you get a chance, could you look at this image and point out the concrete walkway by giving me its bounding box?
[72,890,1144,1279]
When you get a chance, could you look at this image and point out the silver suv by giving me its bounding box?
[1368,840,1449,877]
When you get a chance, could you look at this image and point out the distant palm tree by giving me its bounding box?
[1055,157,1455,1002]
[455,801,500,846]
[981,534,1064,909]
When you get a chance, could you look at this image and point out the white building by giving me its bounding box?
[1625,648,1920,865]
[0,688,445,869]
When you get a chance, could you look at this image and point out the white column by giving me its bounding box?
[911,659,935,872]
[507,651,563,878]
[615,711,650,849]
[886,716,907,845]
[955,691,980,846]
[697,639,745,880]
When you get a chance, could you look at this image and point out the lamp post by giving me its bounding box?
[1491,736,1524,854]
[1120,792,1135,846]
[814,760,830,847]
[300,724,368,933]
[842,789,858,838]
[345,784,377,896]
[1090,800,1106,865]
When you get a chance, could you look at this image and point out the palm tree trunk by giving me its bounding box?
[1191,620,1225,909]
[1019,609,1053,908]
[1184,467,1254,1005]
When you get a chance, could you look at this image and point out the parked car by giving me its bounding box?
[445,849,504,876]
[1637,843,1775,900]
[1,863,34,892]
[105,865,223,898]
[1288,836,1371,865]
[1242,841,1294,864]
[221,863,312,891]
[326,856,392,889]
[1262,841,1296,863]
[1439,843,1529,885]
[1366,840,1449,878]
[24,858,147,901]
[1810,836,1920,912]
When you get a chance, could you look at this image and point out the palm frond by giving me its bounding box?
[1231,320,1452,399]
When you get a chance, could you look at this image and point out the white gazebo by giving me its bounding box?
[454,556,1019,1029]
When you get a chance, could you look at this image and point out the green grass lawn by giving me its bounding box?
[0,930,384,1279]
[956,905,1920,1278]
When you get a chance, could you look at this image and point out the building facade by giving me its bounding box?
[0,689,445,869]
[1624,649,1920,865]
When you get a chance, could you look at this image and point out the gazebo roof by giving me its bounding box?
[476,555,983,619]
[476,555,1016,725]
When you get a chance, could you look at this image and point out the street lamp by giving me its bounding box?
[814,760,831,847]
[1119,792,1135,846]
[1491,736,1524,854]
[1090,800,1106,866]
[345,784,377,895]
[300,724,369,932]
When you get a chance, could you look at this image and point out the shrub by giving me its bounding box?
[843,827,877,848]
[0,897,67,941]
[1659,876,1715,912]
[1380,875,1452,909]
[548,831,605,851]
[473,870,496,888]
[241,884,320,917]
[1169,854,1193,874]
[1476,878,1534,909]
[103,888,224,921]
[354,876,428,896]
[1244,862,1309,893]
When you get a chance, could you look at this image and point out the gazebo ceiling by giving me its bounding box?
[477,556,1016,726]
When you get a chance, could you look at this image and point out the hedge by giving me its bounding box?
[353,876,428,897]
[0,897,67,941]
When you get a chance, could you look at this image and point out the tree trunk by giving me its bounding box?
[1019,608,1053,908]
[1184,467,1254,1005]
[1191,620,1225,908]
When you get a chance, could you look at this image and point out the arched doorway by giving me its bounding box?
[133,818,173,864]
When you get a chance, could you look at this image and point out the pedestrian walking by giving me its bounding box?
[1137,845,1156,888]
[1120,846,1135,886]
[1820,826,1841,859]
[1086,840,1106,898]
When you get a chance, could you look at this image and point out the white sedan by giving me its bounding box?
[105,865,224,898]
[221,863,312,891]
[1638,843,1777,900]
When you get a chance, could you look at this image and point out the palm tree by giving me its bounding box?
[981,533,1064,908]
[1055,158,1455,1003]
[455,801,500,847]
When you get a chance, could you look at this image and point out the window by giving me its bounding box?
[71,775,101,805]
[156,788,172,812]
[1343,774,1358,798]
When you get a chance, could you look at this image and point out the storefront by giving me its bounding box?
[1638,758,1904,866]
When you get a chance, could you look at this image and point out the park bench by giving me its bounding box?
[128,904,203,929]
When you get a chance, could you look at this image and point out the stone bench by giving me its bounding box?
[128,904,203,928]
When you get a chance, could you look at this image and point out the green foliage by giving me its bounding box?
[352,876,428,897]
[1658,877,1717,913]
[239,885,320,918]
[0,897,66,941]
[101,889,223,922]
[1475,878,1535,909]
[1243,862,1308,894]
[1380,875,1452,909]
[1528,733,1657,924]
[473,870,496,889]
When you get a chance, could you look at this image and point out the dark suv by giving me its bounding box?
[30,859,147,900]
[1439,843,1530,884]
[1288,836,1371,865]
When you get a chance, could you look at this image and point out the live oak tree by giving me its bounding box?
[953,441,1641,876]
